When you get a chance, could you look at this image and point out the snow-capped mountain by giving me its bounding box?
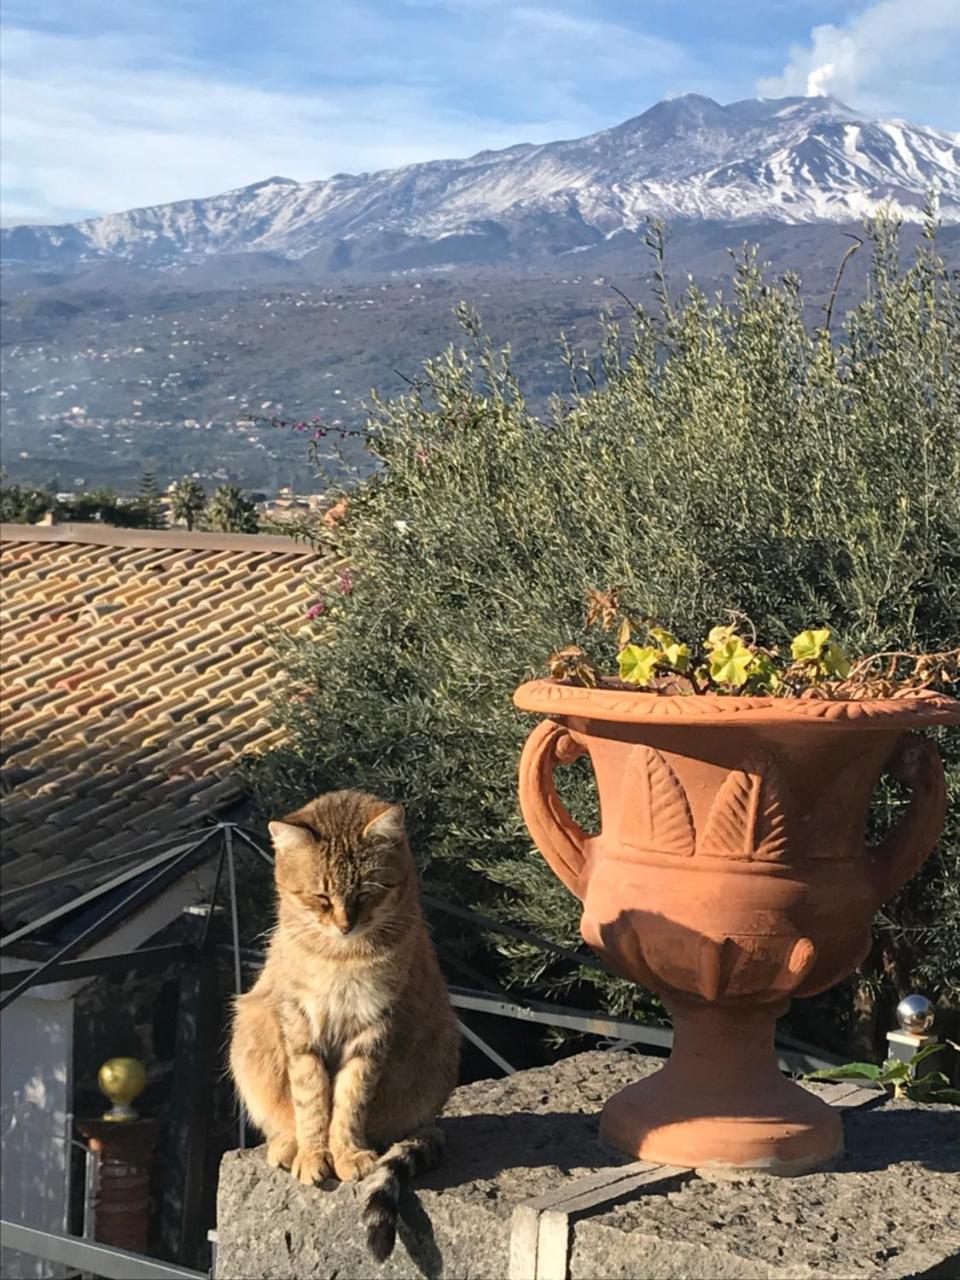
[4,95,958,274]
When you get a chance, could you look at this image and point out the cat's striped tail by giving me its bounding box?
[362,1126,444,1263]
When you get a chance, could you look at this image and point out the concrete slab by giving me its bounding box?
[215,1050,960,1280]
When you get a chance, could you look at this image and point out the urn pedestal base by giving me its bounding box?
[599,1004,843,1176]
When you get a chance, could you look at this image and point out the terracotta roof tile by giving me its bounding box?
[1,523,332,927]
[1,852,50,883]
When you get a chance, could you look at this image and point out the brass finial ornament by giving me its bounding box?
[98,1057,147,1122]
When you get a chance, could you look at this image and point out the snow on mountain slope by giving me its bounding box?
[3,95,958,272]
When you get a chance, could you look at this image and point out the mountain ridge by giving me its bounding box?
[3,94,958,276]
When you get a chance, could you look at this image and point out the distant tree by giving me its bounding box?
[55,487,135,525]
[0,473,53,524]
[203,485,259,534]
[50,488,163,529]
[170,477,207,530]
[86,488,123,522]
[132,472,166,529]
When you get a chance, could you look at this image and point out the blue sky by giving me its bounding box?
[2,0,958,225]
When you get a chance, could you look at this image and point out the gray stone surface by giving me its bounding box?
[215,1050,960,1280]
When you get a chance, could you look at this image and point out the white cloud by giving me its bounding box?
[0,0,710,225]
[0,24,598,224]
[510,6,689,70]
[759,0,960,123]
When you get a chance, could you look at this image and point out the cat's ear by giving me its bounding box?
[268,820,312,860]
[362,803,405,843]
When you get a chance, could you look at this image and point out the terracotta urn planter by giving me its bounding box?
[514,680,959,1175]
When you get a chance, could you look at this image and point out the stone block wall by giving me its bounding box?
[215,1050,960,1280]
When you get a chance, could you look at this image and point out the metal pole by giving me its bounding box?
[83,1146,99,1240]
[456,1019,517,1075]
[199,842,228,952]
[224,827,246,1150]
[448,986,673,1050]
[1,833,216,951]
[1,831,220,1011]
[0,1221,206,1280]
[232,825,276,870]
[0,829,219,904]
[0,944,192,993]
[159,917,220,1267]
[80,1144,100,1280]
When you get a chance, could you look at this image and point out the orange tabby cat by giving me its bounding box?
[230,790,459,1262]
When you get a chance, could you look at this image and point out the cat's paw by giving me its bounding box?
[290,1146,333,1185]
[266,1134,298,1170]
[332,1146,380,1182]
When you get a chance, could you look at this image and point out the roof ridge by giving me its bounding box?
[0,522,320,555]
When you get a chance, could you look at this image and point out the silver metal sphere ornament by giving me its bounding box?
[896,993,936,1034]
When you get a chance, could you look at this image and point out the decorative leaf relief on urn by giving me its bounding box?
[623,745,790,861]
[699,751,790,861]
[623,745,696,856]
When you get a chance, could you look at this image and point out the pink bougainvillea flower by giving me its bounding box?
[337,570,354,594]
[306,599,327,619]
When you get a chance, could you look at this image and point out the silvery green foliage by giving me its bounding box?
[248,216,959,1045]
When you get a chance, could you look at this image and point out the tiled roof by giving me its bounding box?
[1,523,335,931]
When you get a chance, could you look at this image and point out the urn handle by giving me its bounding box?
[518,718,591,898]
[869,732,947,905]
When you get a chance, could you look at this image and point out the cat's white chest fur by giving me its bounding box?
[302,959,393,1048]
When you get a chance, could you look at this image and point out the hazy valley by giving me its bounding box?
[3,94,958,495]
